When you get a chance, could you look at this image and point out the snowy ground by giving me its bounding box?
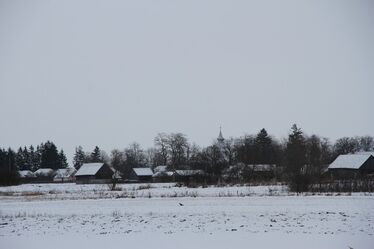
[0,183,289,200]
[1,183,374,248]
[0,182,370,201]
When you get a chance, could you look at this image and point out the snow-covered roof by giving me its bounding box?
[54,168,76,178]
[153,171,175,177]
[18,170,36,178]
[133,167,153,176]
[248,164,276,172]
[34,168,55,176]
[175,170,204,176]
[154,166,168,173]
[328,154,372,170]
[75,163,106,176]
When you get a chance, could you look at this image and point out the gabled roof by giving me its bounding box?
[153,171,175,177]
[154,166,168,173]
[19,170,36,178]
[54,168,76,178]
[328,154,372,170]
[248,164,276,172]
[75,163,106,176]
[133,167,153,176]
[34,168,55,176]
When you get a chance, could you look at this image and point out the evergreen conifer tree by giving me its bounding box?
[254,128,273,164]
[0,148,19,185]
[15,147,26,170]
[58,149,68,168]
[90,146,101,163]
[73,146,86,170]
[286,124,307,192]
[40,141,60,169]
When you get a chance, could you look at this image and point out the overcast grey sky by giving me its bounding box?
[0,0,373,164]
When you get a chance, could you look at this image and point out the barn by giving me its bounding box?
[249,164,276,180]
[18,170,36,183]
[131,167,153,182]
[34,168,55,182]
[328,153,374,178]
[174,170,205,184]
[75,163,114,184]
[53,168,77,183]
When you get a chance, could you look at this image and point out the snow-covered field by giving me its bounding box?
[1,183,374,249]
[0,183,289,200]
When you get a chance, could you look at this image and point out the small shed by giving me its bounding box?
[175,170,205,184]
[19,170,36,178]
[131,167,153,182]
[34,168,55,182]
[328,154,374,178]
[53,168,77,183]
[249,164,276,180]
[75,163,114,184]
[153,165,168,173]
[18,170,36,183]
[152,171,175,182]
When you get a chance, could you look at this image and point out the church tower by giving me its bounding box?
[217,126,224,144]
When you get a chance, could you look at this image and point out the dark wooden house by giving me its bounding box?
[75,163,114,184]
[130,167,153,182]
[328,154,374,179]
[174,170,205,184]
[34,168,55,183]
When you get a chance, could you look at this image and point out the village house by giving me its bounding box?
[174,170,205,184]
[328,153,374,179]
[130,167,153,182]
[249,164,276,180]
[153,165,168,173]
[34,168,55,182]
[18,170,36,183]
[53,168,77,183]
[151,165,173,182]
[75,163,114,184]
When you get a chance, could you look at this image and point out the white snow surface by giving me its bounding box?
[0,183,289,200]
[75,163,105,176]
[328,154,372,169]
[0,183,373,249]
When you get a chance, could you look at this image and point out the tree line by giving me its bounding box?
[1,124,373,187]
[0,141,68,184]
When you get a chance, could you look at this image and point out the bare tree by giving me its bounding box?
[333,137,359,156]
[145,147,157,168]
[124,142,146,168]
[167,133,189,170]
[154,133,169,165]
[110,149,125,171]
[224,137,236,166]
[358,136,374,151]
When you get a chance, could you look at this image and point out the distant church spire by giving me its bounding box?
[217,126,224,143]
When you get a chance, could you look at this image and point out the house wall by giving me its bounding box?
[328,169,359,179]
[137,175,152,182]
[360,156,374,174]
[95,164,114,179]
